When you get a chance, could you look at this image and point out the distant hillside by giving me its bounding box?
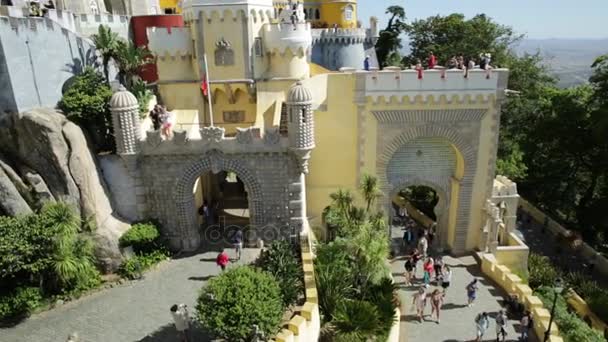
[513,39,608,88]
[400,38,608,88]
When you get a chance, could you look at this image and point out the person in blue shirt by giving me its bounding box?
[364,55,370,71]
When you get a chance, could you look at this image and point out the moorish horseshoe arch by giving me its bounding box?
[377,124,478,253]
[389,177,449,249]
[173,150,264,250]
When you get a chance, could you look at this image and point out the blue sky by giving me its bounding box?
[358,0,608,39]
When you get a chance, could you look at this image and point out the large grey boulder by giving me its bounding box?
[0,164,32,216]
[0,108,130,272]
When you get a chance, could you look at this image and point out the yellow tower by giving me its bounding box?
[307,0,357,28]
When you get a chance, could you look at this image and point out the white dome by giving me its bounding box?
[287,81,312,104]
[110,86,139,111]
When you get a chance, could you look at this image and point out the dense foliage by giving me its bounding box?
[58,67,114,151]
[317,175,397,341]
[196,266,283,340]
[117,222,168,280]
[398,185,439,220]
[535,286,604,342]
[256,240,304,307]
[0,203,101,322]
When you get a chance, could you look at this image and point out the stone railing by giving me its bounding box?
[273,232,320,342]
[519,198,608,280]
[495,229,529,276]
[480,253,564,342]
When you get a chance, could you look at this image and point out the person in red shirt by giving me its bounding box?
[428,52,437,69]
[216,249,229,271]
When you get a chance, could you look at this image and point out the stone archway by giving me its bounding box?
[389,178,449,249]
[377,125,478,254]
[173,150,264,251]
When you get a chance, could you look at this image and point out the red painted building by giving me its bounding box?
[131,15,184,83]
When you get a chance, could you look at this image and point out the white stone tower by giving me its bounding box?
[110,86,141,155]
[287,81,314,173]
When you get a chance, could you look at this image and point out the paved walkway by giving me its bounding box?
[390,225,535,342]
[0,248,259,342]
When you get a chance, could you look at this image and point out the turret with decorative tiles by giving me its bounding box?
[110,86,141,155]
[286,81,314,174]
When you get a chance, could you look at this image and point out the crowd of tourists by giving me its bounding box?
[398,207,533,341]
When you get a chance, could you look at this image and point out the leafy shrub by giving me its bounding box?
[315,240,355,321]
[331,300,384,342]
[196,266,283,340]
[0,287,43,321]
[536,286,604,342]
[130,79,153,117]
[528,253,561,289]
[256,240,303,306]
[58,67,114,151]
[118,249,168,280]
[119,222,161,253]
[361,277,399,334]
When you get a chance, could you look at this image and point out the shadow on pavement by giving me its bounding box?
[137,323,213,342]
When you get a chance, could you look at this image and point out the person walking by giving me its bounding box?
[475,312,490,342]
[232,228,243,260]
[216,248,229,271]
[412,287,428,323]
[404,257,414,286]
[442,266,452,296]
[434,256,444,283]
[466,279,479,307]
[410,248,421,280]
[418,234,428,258]
[170,303,191,342]
[495,309,508,342]
[430,289,444,324]
[422,257,434,288]
[364,55,370,71]
[520,310,532,341]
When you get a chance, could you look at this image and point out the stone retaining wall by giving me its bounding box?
[273,232,320,342]
[480,253,564,342]
[566,289,608,336]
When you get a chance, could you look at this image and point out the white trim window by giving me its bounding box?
[344,5,353,21]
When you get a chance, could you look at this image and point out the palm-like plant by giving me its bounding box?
[114,40,151,89]
[332,300,384,342]
[91,25,120,83]
[359,174,382,212]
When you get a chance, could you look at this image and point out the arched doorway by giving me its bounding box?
[382,136,463,252]
[173,150,264,250]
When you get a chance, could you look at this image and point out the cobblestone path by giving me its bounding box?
[390,225,536,342]
[0,248,259,342]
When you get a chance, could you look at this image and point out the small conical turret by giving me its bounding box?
[110,85,141,155]
[286,81,314,173]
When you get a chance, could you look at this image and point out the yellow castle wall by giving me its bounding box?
[319,0,357,28]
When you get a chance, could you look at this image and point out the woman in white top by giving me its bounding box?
[170,303,190,342]
[441,266,452,296]
[160,106,174,139]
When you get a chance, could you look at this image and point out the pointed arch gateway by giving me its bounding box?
[378,124,478,254]
[173,150,264,250]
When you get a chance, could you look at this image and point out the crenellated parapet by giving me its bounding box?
[139,126,289,155]
[181,0,274,24]
[493,175,518,197]
[263,22,312,56]
[358,68,509,105]
[147,26,192,58]
[311,27,367,44]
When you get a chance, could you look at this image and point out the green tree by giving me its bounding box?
[375,6,407,68]
[359,174,382,212]
[196,266,283,340]
[91,25,120,83]
[114,40,151,89]
[58,67,114,151]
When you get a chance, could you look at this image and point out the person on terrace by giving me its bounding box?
[428,51,437,69]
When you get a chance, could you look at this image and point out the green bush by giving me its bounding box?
[196,266,283,340]
[536,287,604,342]
[256,240,303,307]
[528,253,561,289]
[130,79,153,117]
[119,222,161,253]
[118,249,168,280]
[0,287,43,321]
[331,300,384,342]
[58,67,114,151]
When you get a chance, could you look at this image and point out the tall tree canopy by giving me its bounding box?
[375,6,408,68]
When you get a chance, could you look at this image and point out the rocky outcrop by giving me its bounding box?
[0,163,32,216]
[0,108,130,272]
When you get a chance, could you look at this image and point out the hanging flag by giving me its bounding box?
[200,74,208,97]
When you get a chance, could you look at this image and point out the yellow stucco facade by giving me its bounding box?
[159,0,182,14]
[146,0,509,254]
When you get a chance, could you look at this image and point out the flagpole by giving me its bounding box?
[203,53,214,127]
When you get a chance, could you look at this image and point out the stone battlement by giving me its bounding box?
[0,16,70,36]
[263,22,311,55]
[147,26,192,57]
[493,175,518,197]
[140,127,288,155]
[182,7,274,23]
[359,68,509,104]
[311,27,367,44]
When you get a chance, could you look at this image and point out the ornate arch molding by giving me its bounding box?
[173,150,264,250]
[378,124,479,253]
